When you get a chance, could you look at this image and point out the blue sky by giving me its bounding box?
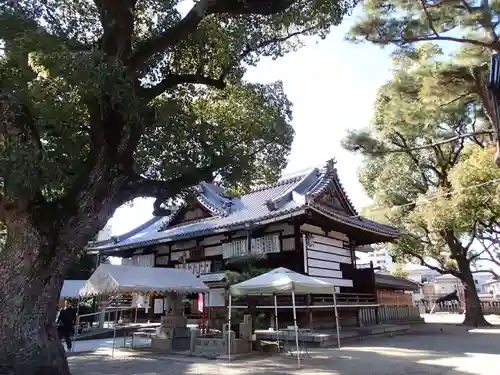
[108,11,394,236]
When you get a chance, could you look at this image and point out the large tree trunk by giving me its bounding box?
[0,215,91,375]
[457,258,491,327]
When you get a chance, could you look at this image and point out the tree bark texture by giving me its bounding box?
[457,258,491,327]
[0,161,128,375]
[0,194,129,375]
[0,217,70,375]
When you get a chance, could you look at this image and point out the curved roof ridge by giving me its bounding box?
[89,216,165,247]
[306,159,359,216]
[197,193,228,216]
[265,168,320,211]
[249,174,305,193]
[196,182,244,216]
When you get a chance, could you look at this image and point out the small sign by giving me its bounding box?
[222,234,281,259]
[154,298,164,314]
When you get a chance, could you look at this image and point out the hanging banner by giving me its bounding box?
[197,293,204,313]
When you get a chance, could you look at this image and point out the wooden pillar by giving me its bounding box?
[293,219,305,273]
[246,224,252,255]
[350,240,356,268]
[356,308,362,327]
[307,295,313,330]
[371,262,380,324]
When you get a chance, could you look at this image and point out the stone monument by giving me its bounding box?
[151,292,190,351]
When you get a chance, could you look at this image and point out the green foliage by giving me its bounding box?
[345,0,500,282]
[0,0,358,207]
[226,267,272,285]
[348,0,500,167]
[65,252,109,280]
[65,252,95,280]
[391,263,409,278]
[347,0,500,50]
[343,46,497,276]
[134,82,294,190]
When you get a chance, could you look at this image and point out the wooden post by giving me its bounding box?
[371,262,380,324]
[293,220,305,273]
[307,295,313,330]
[356,308,362,327]
[350,240,356,268]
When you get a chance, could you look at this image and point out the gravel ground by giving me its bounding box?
[69,320,500,375]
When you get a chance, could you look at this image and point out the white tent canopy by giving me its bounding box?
[229,267,337,296]
[227,267,341,367]
[61,280,86,298]
[79,263,209,297]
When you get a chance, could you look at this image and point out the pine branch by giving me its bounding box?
[356,130,493,155]
[365,33,499,51]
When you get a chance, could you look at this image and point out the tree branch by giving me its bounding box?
[139,25,316,100]
[128,0,295,70]
[123,164,220,215]
[391,131,432,190]
[419,0,439,37]
[476,239,500,269]
[471,269,499,277]
[128,0,212,70]
[139,73,225,101]
[220,26,316,80]
[464,222,477,251]
[366,34,500,51]
[411,251,460,277]
[94,0,136,60]
[361,130,493,155]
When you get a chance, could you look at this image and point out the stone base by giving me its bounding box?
[156,326,190,339]
[151,337,173,351]
[151,337,191,352]
[152,327,191,352]
[160,315,187,328]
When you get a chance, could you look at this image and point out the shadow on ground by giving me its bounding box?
[69,325,500,375]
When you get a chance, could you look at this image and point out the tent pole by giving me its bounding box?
[291,291,300,368]
[228,294,232,362]
[333,290,340,349]
[71,297,81,353]
[111,298,118,358]
[273,294,279,344]
[202,293,206,334]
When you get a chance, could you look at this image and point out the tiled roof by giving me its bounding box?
[87,159,400,252]
[375,273,420,291]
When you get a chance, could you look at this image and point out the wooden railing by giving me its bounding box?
[312,293,377,306]
[230,293,377,308]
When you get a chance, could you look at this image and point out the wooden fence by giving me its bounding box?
[359,305,422,326]
[377,290,413,307]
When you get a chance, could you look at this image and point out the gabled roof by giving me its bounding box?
[87,159,400,253]
[375,273,420,291]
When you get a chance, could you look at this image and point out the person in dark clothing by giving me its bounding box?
[57,300,77,351]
